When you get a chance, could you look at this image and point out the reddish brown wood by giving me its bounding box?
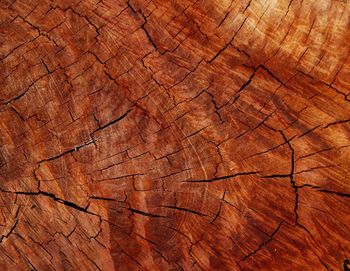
[1,0,350,270]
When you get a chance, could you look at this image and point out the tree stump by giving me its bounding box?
[1,0,350,270]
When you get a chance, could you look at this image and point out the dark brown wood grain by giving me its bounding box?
[1,0,350,270]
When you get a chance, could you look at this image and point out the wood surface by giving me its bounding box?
[1,0,350,270]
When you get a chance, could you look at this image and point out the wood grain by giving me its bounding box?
[1,0,350,270]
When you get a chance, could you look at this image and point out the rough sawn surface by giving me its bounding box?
[1,0,350,270]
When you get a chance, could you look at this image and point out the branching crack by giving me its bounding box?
[0,208,20,243]
[128,208,166,218]
[38,138,96,163]
[161,205,207,217]
[94,109,132,131]
[240,221,283,261]
[296,184,350,198]
[281,131,299,225]
[209,17,247,63]
[16,191,91,213]
[185,171,259,183]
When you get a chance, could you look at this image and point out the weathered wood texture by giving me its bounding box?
[1,0,350,270]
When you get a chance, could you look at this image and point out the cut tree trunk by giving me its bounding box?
[1,0,350,270]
